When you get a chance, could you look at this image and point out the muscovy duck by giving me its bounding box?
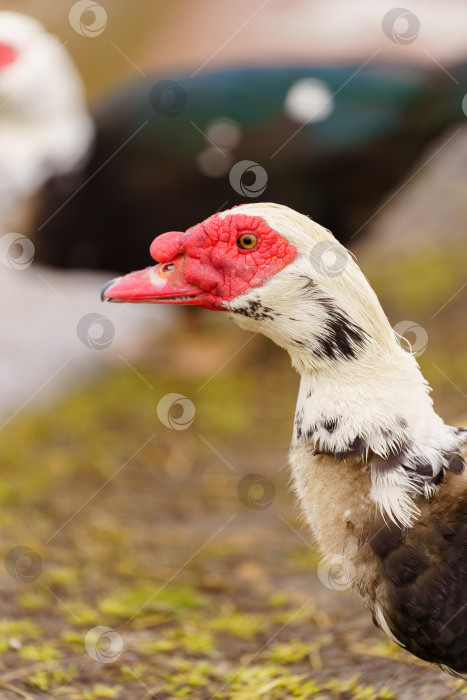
[102,203,467,676]
[0,12,93,231]
[35,60,467,270]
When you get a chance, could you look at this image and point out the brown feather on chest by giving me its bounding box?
[290,445,467,672]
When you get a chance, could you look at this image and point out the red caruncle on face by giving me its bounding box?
[149,213,297,310]
[0,43,18,70]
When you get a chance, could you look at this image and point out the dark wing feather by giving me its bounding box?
[369,507,467,673]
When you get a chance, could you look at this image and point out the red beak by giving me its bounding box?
[101,256,207,306]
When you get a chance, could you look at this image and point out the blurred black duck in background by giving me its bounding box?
[32,61,467,272]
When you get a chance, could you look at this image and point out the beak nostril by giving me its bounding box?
[162,263,175,273]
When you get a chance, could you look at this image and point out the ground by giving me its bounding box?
[0,279,466,700]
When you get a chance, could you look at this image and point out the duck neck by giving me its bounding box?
[292,347,465,527]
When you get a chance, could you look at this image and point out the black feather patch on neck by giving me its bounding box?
[301,279,368,361]
[230,297,276,321]
[315,299,368,360]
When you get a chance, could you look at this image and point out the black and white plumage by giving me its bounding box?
[102,202,467,676]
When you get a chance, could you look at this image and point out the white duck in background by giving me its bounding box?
[103,202,467,676]
[0,11,93,228]
[0,13,168,421]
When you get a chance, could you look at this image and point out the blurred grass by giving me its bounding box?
[363,245,467,421]
[0,312,464,697]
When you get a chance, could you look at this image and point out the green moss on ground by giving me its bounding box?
[0,314,464,698]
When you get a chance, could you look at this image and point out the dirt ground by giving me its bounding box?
[0,308,465,699]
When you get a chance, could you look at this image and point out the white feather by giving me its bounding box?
[0,12,94,222]
[374,602,406,647]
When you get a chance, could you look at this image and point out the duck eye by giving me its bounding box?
[237,233,258,250]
